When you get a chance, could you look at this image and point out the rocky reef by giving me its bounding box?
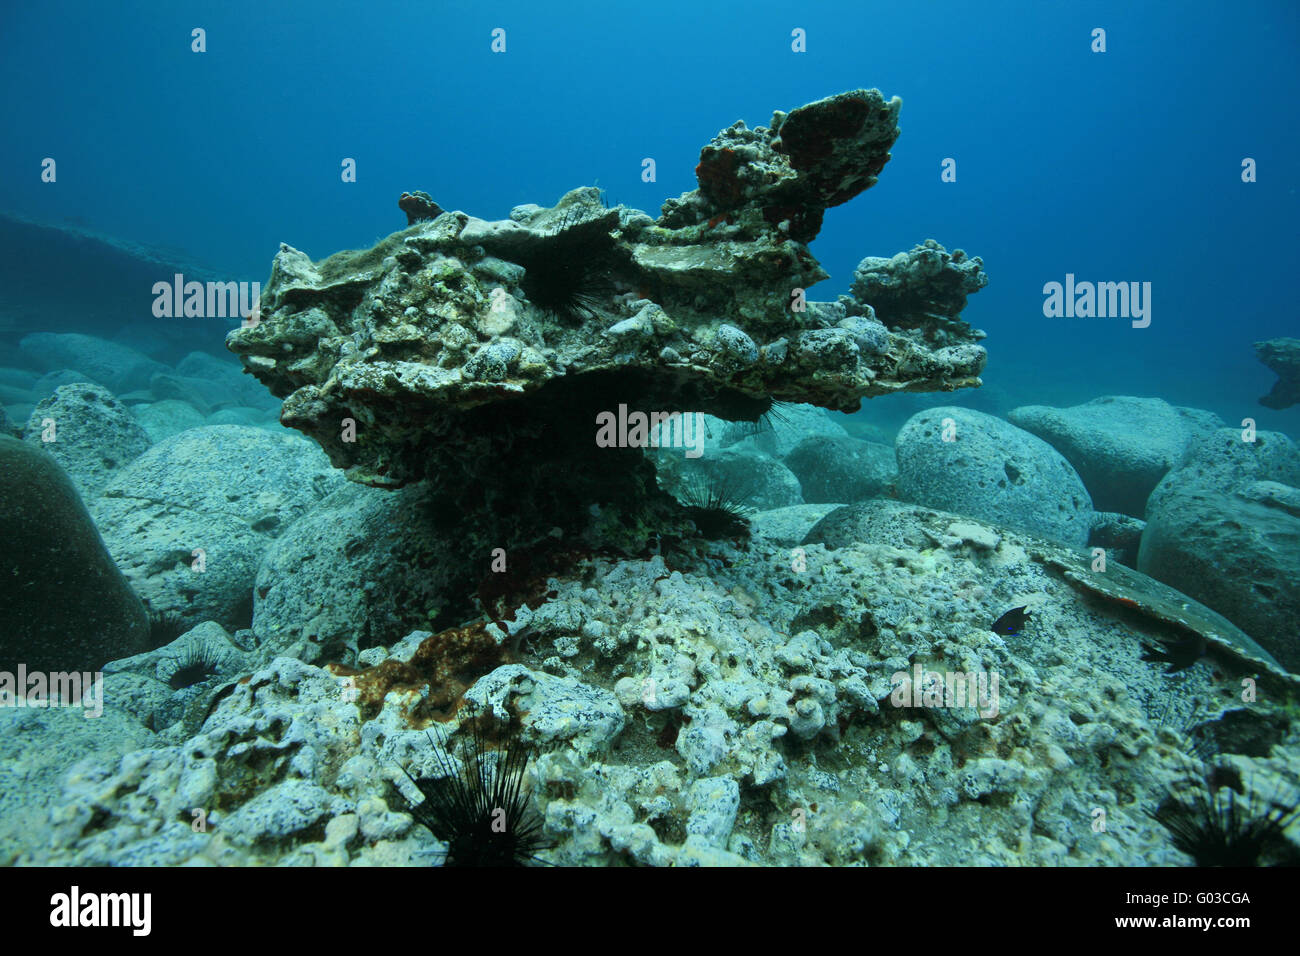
[226,89,988,552]
[1255,337,1300,410]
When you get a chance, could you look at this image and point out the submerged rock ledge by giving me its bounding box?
[227,89,987,547]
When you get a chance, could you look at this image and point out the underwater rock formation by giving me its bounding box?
[91,425,344,632]
[0,435,151,672]
[227,89,987,551]
[845,239,988,344]
[1139,428,1300,670]
[1255,337,1300,409]
[18,332,167,395]
[895,407,1094,546]
[22,382,151,500]
[25,503,1300,866]
[783,434,896,504]
[398,190,442,226]
[1008,397,1223,517]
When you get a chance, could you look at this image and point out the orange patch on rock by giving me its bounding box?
[340,621,507,727]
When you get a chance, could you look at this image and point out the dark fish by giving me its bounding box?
[991,605,1031,635]
[1141,634,1208,674]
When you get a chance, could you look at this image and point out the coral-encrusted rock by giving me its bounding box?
[662,89,902,241]
[227,91,986,550]
[847,240,988,341]
[1255,337,1300,409]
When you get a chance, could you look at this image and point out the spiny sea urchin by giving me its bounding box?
[147,608,189,646]
[400,721,551,867]
[732,397,796,441]
[157,639,233,691]
[678,470,754,539]
[1149,770,1300,866]
[515,210,624,323]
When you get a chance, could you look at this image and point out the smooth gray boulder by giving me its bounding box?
[0,367,37,391]
[93,425,345,631]
[1088,512,1145,567]
[783,435,895,504]
[657,445,803,512]
[1008,396,1223,516]
[31,369,94,401]
[804,497,963,551]
[895,407,1093,546]
[131,399,207,443]
[176,351,275,408]
[253,481,472,663]
[19,333,167,394]
[735,403,850,458]
[748,503,843,547]
[0,435,151,673]
[23,382,151,500]
[1138,429,1300,670]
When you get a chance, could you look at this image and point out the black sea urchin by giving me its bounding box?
[401,722,550,867]
[147,609,189,645]
[679,470,754,539]
[158,640,232,690]
[1149,775,1300,867]
[516,210,623,323]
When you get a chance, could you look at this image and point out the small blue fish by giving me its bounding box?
[991,606,1031,636]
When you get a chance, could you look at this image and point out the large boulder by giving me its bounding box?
[895,407,1093,546]
[131,400,207,443]
[1008,396,1223,516]
[92,425,345,631]
[175,350,277,408]
[1138,428,1300,670]
[0,435,151,672]
[783,435,895,503]
[736,403,850,458]
[22,382,152,500]
[19,333,167,394]
[656,445,803,512]
[253,482,473,663]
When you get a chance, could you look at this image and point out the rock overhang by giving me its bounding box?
[227,89,989,539]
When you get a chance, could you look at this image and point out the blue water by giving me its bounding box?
[1,0,1295,431]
